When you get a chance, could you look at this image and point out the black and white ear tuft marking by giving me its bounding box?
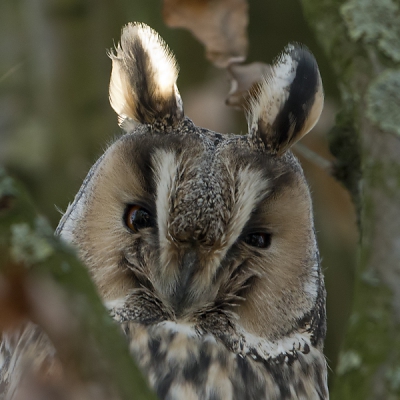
[109,23,184,130]
[247,44,324,156]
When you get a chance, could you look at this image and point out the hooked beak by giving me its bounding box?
[171,249,198,316]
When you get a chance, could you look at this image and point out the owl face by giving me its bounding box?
[57,22,325,351]
[60,123,318,341]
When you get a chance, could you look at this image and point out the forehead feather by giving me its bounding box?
[112,121,298,185]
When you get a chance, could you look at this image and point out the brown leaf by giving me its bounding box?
[0,194,16,212]
[163,0,248,68]
[0,266,31,330]
[0,266,73,335]
[226,62,271,110]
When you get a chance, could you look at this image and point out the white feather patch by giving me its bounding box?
[109,22,182,127]
[151,319,316,364]
[248,44,298,133]
[104,297,126,310]
[159,321,198,338]
[235,325,315,362]
[223,166,270,250]
[131,23,179,96]
[247,44,324,154]
[153,149,178,248]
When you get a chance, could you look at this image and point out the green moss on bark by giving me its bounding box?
[341,0,400,62]
[328,108,362,210]
[299,0,400,398]
[10,219,54,265]
[367,69,400,138]
[333,275,400,399]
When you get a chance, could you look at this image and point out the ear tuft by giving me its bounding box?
[247,44,324,155]
[109,23,184,130]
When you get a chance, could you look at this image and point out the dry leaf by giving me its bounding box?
[163,0,248,68]
[0,267,31,330]
[0,194,16,213]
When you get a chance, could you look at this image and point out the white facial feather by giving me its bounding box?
[153,149,178,249]
[223,167,270,250]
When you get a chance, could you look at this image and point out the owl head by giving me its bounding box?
[56,23,325,345]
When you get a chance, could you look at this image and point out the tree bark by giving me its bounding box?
[299,0,400,398]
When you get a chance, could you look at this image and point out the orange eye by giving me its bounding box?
[124,204,153,232]
[243,232,271,249]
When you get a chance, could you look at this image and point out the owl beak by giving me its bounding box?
[171,249,198,316]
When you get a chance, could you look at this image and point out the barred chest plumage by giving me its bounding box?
[111,319,327,400]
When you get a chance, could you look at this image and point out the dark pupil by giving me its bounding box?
[131,208,151,230]
[244,233,271,248]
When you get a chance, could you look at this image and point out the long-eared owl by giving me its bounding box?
[1,23,327,400]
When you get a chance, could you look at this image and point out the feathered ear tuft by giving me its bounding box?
[109,23,184,130]
[247,44,324,156]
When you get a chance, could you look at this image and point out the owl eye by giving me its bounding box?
[124,204,153,232]
[243,232,271,249]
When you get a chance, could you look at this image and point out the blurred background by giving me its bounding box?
[0,0,357,389]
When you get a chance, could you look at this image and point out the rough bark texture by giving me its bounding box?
[299,0,400,398]
[0,168,157,400]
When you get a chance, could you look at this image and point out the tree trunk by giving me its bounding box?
[299,0,400,398]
